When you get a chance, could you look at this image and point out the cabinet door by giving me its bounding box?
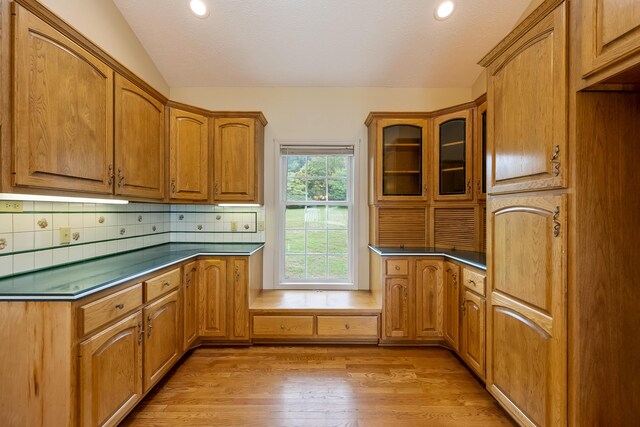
[12,5,114,194]
[374,119,430,202]
[444,261,460,351]
[415,259,443,338]
[213,118,257,202]
[143,291,180,392]
[487,3,566,194]
[475,102,487,201]
[383,278,412,339]
[228,258,249,340]
[582,0,640,83]
[169,108,209,201]
[198,259,227,338]
[182,261,198,350]
[487,194,567,427]
[433,110,473,201]
[461,290,485,379]
[79,311,143,427]
[114,75,165,199]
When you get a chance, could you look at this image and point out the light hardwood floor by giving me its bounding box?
[122,346,515,427]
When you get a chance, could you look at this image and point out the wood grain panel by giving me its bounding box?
[316,316,378,338]
[461,290,485,379]
[487,2,567,194]
[252,316,314,337]
[198,259,227,338]
[79,283,142,337]
[213,118,256,202]
[415,259,443,338]
[114,74,165,200]
[375,206,427,247]
[145,268,180,302]
[229,258,249,340]
[444,261,460,351]
[182,261,198,351]
[433,206,477,251]
[169,108,209,201]
[79,311,143,427]
[143,291,180,392]
[463,267,486,297]
[12,5,114,194]
[383,278,412,339]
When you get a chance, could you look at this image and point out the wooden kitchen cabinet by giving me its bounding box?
[12,4,114,194]
[483,2,567,195]
[415,259,443,338]
[198,257,251,341]
[487,193,567,427]
[169,108,209,201]
[182,261,199,350]
[475,101,487,201]
[366,116,431,203]
[143,291,181,392]
[443,261,460,351]
[383,277,412,340]
[581,0,640,85]
[114,74,165,200]
[461,288,485,379]
[79,311,143,427]
[213,117,265,204]
[433,109,473,201]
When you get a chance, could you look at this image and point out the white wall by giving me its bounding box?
[38,0,169,95]
[171,87,472,289]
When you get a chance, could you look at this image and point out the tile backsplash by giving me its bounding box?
[0,202,265,278]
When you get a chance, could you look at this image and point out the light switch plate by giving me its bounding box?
[60,227,71,244]
[0,201,23,212]
[230,221,238,232]
[257,221,265,231]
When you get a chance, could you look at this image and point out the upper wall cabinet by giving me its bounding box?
[114,75,165,200]
[213,117,265,204]
[12,5,114,194]
[484,2,567,195]
[169,108,209,201]
[475,102,487,201]
[433,110,473,201]
[367,117,430,204]
[581,0,640,85]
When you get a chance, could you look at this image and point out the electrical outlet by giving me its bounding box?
[230,221,238,232]
[60,227,71,244]
[257,221,265,231]
[0,201,23,212]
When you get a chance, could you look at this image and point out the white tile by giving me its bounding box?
[13,232,34,251]
[51,202,68,211]
[35,214,53,231]
[20,201,34,212]
[34,201,53,212]
[95,242,108,256]
[0,255,13,277]
[0,215,12,233]
[68,246,83,262]
[107,240,118,254]
[83,213,96,228]
[52,247,69,265]
[83,203,96,212]
[52,213,69,230]
[95,227,107,241]
[83,244,96,259]
[34,231,53,249]
[34,250,53,269]
[83,227,96,243]
[68,213,83,228]
[13,214,34,232]
[13,253,34,273]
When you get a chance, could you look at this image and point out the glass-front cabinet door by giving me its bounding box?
[375,119,429,202]
[433,110,473,201]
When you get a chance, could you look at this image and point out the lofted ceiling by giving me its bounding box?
[112,0,531,88]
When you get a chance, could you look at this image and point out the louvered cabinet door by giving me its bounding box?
[432,206,478,251]
[371,205,428,247]
[487,194,567,427]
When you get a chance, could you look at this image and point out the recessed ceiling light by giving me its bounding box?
[434,1,455,20]
[190,0,209,18]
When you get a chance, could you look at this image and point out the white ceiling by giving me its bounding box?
[113,0,531,88]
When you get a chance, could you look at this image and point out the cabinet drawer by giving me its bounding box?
[463,268,486,297]
[317,316,378,338]
[145,268,180,302]
[79,284,143,336]
[252,316,314,337]
[385,259,409,276]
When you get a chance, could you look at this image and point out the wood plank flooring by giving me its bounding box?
[122,346,515,427]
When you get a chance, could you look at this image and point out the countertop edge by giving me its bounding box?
[0,244,265,302]
[368,245,486,271]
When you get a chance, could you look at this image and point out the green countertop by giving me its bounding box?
[0,243,264,301]
[368,245,486,271]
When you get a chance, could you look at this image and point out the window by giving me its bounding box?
[279,145,354,287]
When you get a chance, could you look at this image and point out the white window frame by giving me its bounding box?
[276,141,358,290]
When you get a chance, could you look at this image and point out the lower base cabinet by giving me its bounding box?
[182,261,199,350]
[461,289,485,378]
[143,291,181,392]
[79,311,143,427]
[443,261,460,351]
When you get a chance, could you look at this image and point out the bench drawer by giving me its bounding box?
[252,316,314,337]
[317,316,378,338]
